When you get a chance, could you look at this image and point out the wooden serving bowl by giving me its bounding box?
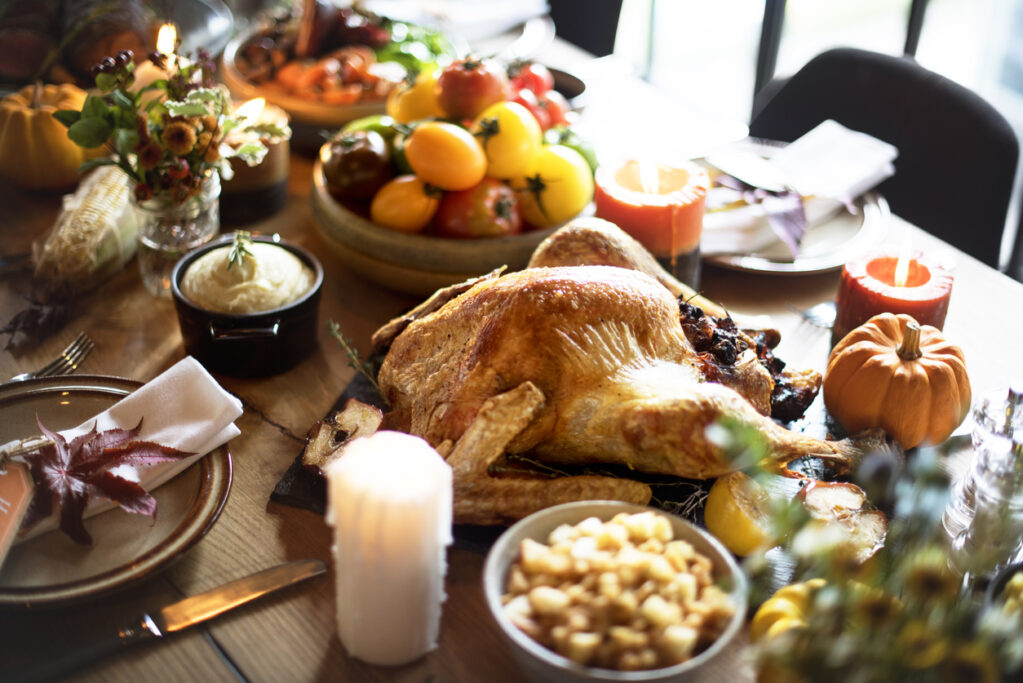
[309,158,561,296]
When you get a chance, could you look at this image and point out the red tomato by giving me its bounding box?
[435,57,510,120]
[508,60,554,95]
[538,90,570,128]
[433,178,522,238]
[512,88,551,130]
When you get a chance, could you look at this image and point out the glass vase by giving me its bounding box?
[131,172,221,297]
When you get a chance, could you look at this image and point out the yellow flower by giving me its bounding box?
[896,620,948,669]
[161,121,197,156]
[195,131,221,163]
[942,642,999,683]
[903,547,961,604]
[203,143,221,163]
[849,584,901,628]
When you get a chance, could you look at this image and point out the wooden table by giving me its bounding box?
[3,64,1023,683]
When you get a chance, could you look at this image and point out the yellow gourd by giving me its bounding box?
[823,312,971,449]
[0,83,104,190]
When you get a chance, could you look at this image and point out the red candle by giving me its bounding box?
[832,253,954,346]
[594,160,709,258]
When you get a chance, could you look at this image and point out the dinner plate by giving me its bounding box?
[699,140,892,275]
[220,32,389,129]
[0,375,232,608]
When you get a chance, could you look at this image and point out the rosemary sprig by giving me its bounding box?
[328,320,384,398]
[227,231,254,270]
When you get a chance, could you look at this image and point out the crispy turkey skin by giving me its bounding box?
[379,266,877,483]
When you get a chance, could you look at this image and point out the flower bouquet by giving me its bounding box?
[53,47,287,295]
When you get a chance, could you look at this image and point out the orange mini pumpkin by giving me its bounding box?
[823,312,971,449]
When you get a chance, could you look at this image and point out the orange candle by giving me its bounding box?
[832,252,954,346]
[594,160,709,259]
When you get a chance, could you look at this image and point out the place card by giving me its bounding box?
[0,462,33,567]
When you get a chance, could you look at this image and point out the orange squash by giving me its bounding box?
[0,83,104,190]
[823,312,970,449]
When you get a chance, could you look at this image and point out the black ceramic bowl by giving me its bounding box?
[171,234,324,377]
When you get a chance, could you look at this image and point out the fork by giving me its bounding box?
[7,332,95,383]
[787,302,836,329]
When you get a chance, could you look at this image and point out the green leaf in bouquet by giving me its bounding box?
[244,122,290,140]
[95,72,117,92]
[53,109,80,128]
[76,157,119,174]
[164,101,209,117]
[67,117,113,148]
[111,90,134,112]
[82,94,110,121]
[232,141,268,167]
[113,128,139,160]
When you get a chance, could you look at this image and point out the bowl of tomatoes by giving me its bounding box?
[310,56,598,296]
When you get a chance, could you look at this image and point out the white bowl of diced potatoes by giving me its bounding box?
[483,501,748,682]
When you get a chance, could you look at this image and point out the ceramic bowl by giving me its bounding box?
[309,158,563,296]
[170,233,324,377]
[483,501,748,683]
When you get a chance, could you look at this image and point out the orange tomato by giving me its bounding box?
[404,121,486,191]
[370,175,441,232]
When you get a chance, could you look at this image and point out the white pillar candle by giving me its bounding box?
[325,431,453,666]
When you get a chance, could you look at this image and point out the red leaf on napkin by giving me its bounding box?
[19,417,194,545]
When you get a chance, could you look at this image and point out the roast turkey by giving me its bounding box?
[377,256,883,524]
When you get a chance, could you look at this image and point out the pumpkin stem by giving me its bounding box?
[31,81,43,110]
[898,320,923,361]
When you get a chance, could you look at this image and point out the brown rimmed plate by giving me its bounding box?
[0,375,232,608]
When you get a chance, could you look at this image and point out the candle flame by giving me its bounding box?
[235,97,266,123]
[894,232,913,287]
[156,23,178,55]
[638,159,659,194]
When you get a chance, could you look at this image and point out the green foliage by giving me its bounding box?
[717,423,1023,682]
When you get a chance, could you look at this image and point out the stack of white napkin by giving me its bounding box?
[22,356,243,539]
[701,120,898,256]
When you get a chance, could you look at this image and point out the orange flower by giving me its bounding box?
[161,121,197,156]
[138,142,163,170]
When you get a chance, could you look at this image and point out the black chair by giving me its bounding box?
[548,0,623,57]
[750,47,1019,269]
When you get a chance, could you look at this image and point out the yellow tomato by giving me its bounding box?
[471,101,542,179]
[386,68,445,123]
[404,122,487,191]
[512,144,593,228]
[369,175,441,232]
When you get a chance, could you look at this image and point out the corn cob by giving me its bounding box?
[32,164,137,296]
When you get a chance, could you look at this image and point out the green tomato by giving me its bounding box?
[543,124,598,174]
[341,114,399,143]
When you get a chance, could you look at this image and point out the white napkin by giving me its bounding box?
[701,120,898,256]
[21,356,243,539]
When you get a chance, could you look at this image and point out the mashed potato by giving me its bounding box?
[182,242,315,314]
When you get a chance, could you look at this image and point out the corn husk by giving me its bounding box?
[32,164,136,295]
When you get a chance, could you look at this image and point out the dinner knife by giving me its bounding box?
[12,558,327,682]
